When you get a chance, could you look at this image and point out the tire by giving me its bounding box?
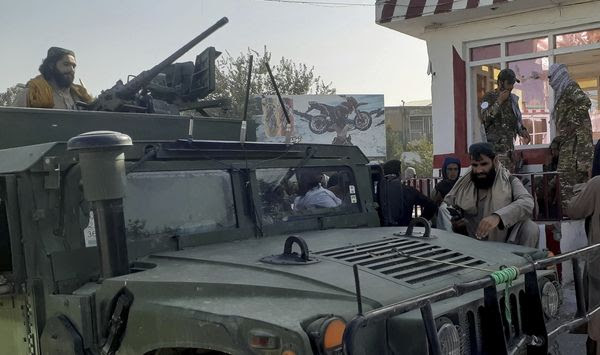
[308,115,329,134]
[354,111,372,131]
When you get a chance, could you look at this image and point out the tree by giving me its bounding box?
[386,128,434,177]
[211,47,335,117]
[403,138,433,178]
[385,128,406,162]
[0,85,25,106]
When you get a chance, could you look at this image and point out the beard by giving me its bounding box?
[471,167,496,189]
[50,68,74,88]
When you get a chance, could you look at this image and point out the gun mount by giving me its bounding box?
[84,17,228,114]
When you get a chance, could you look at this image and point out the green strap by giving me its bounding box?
[490,266,520,328]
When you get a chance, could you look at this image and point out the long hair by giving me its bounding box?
[39,54,64,80]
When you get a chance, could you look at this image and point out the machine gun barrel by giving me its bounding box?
[117,17,228,99]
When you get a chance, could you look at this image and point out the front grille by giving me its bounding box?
[462,289,524,354]
[315,237,486,284]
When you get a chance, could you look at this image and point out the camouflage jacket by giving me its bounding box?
[480,90,523,154]
[554,82,593,173]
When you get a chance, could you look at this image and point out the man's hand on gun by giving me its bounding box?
[448,206,467,233]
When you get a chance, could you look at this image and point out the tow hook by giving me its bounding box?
[394,217,434,238]
[260,235,320,265]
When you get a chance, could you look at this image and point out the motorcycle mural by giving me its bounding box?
[253,95,385,159]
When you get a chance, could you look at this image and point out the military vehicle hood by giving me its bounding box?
[106,226,537,313]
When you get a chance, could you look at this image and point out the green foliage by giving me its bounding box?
[386,121,433,177]
[404,138,433,178]
[210,47,335,118]
[0,85,24,106]
[385,128,406,162]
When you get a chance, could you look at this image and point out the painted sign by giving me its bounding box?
[252,94,385,158]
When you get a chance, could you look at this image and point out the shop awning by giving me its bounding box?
[376,0,517,24]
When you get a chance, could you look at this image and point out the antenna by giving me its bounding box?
[240,55,253,145]
[265,62,292,145]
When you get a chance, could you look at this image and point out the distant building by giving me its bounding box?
[385,101,432,147]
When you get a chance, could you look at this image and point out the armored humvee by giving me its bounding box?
[2,15,599,354]
[2,104,600,355]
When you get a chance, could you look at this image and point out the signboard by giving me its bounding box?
[252,95,385,158]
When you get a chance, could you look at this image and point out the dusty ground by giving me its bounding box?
[555,282,587,354]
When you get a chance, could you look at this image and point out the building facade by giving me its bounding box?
[377,0,600,170]
[385,103,432,145]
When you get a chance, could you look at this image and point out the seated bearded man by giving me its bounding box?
[443,143,539,247]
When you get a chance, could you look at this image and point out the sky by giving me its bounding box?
[0,0,431,107]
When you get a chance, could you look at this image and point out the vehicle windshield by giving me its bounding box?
[123,170,236,239]
[256,166,360,224]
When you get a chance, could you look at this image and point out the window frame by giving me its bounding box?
[123,169,239,239]
[465,23,600,149]
[254,165,362,224]
[121,161,256,248]
[249,162,373,235]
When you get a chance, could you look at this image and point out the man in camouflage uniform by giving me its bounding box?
[480,69,531,172]
[548,63,594,213]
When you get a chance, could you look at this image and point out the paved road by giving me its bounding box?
[556,282,587,354]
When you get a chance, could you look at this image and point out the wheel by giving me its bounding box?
[354,111,372,131]
[308,115,329,134]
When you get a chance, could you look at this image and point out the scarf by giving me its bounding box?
[26,75,93,108]
[549,63,575,120]
[450,163,511,215]
[436,157,461,198]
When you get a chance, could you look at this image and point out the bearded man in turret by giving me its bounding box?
[14,47,92,110]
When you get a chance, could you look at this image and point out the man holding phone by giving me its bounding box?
[480,68,531,172]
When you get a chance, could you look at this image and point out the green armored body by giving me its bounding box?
[1,100,599,354]
[0,22,598,355]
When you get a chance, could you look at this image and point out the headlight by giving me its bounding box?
[306,316,346,355]
[541,280,562,318]
[437,322,461,355]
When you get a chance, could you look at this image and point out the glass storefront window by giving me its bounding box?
[473,64,500,105]
[555,28,600,48]
[472,63,500,142]
[508,57,551,145]
[470,29,600,149]
[470,44,501,61]
[506,37,549,56]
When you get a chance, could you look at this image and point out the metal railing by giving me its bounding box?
[403,177,442,218]
[405,172,564,222]
[513,172,563,222]
[343,243,600,355]
[403,177,443,198]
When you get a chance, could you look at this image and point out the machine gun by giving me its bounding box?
[81,17,228,114]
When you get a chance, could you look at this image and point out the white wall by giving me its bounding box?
[419,2,600,156]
